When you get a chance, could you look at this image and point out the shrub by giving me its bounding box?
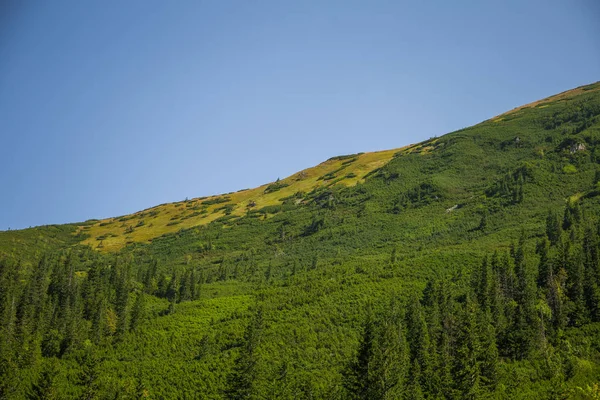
[563,164,578,174]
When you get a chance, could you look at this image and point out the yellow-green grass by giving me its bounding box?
[490,81,600,121]
[80,146,413,251]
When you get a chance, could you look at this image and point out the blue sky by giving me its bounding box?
[1,0,599,230]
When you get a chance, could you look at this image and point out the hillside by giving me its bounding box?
[78,147,405,252]
[2,81,600,399]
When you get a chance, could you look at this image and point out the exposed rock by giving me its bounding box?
[570,143,586,153]
[446,205,458,213]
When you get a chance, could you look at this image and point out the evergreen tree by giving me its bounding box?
[178,269,192,302]
[405,297,432,397]
[0,258,20,398]
[165,272,178,315]
[371,317,409,399]
[475,256,492,310]
[343,310,376,399]
[563,200,581,231]
[78,347,100,400]
[547,267,568,334]
[406,359,425,400]
[546,210,562,246]
[583,226,600,321]
[505,232,540,359]
[536,238,552,288]
[190,268,198,300]
[114,265,130,339]
[452,295,481,399]
[130,292,145,332]
[478,310,499,392]
[27,362,57,400]
[225,307,264,399]
[489,253,507,336]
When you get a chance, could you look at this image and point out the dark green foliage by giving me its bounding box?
[201,196,231,206]
[485,165,529,205]
[343,311,376,399]
[391,182,442,213]
[452,295,481,399]
[225,307,264,399]
[27,361,57,400]
[78,347,100,400]
[264,179,289,194]
[129,292,145,332]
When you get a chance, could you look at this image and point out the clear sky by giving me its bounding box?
[1,0,599,230]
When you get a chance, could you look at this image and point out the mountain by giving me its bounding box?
[1,81,600,399]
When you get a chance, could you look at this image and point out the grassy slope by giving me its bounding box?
[79,147,406,251]
[0,224,83,266]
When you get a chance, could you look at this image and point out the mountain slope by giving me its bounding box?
[1,81,600,399]
[78,147,406,251]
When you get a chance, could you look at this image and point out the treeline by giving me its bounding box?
[0,250,210,398]
[343,202,600,399]
[0,251,145,396]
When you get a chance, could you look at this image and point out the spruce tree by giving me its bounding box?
[165,272,178,315]
[371,312,409,399]
[452,295,481,399]
[536,238,552,288]
[27,361,57,400]
[130,292,145,332]
[478,310,499,392]
[405,297,432,397]
[343,310,376,399]
[78,347,100,400]
[225,307,264,400]
[546,210,562,246]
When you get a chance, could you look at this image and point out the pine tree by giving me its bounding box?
[179,269,192,302]
[478,309,498,392]
[475,256,492,310]
[143,259,158,295]
[452,295,481,399]
[583,226,600,321]
[406,359,425,400]
[78,347,100,400]
[547,267,568,335]
[343,310,376,399]
[489,253,507,337]
[130,292,145,332]
[225,307,264,399]
[190,268,198,300]
[114,266,129,339]
[27,362,57,400]
[371,312,409,399]
[536,238,552,288]
[405,297,432,397]
[0,258,20,398]
[546,210,562,246]
[165,272,178,315]
[507,234,540,359]
[563,200,581,231]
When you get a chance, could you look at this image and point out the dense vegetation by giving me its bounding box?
[1,82,600,399]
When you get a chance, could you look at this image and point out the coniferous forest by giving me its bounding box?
[2,82,600,398]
